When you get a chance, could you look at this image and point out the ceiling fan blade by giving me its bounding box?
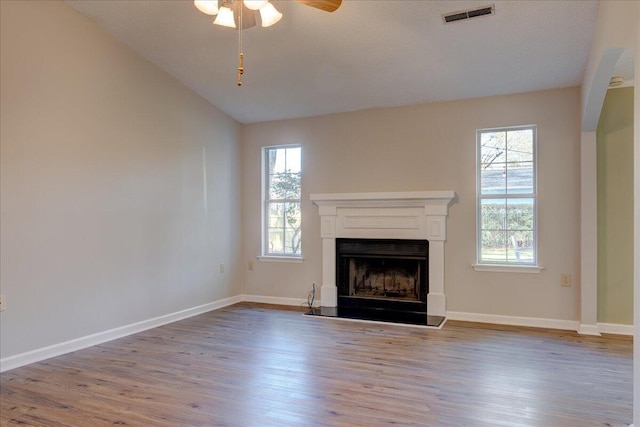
[296,0,342,13]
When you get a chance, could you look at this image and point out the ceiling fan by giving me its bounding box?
[194,0,341,30]
[193,0,342,85]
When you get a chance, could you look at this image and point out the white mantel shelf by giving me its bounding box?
[310,191,456,206]
[311,191,457,317]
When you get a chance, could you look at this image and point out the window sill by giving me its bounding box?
[472,264,544,274]
[258,256,304,264]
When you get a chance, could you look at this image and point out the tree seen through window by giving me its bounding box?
[264,146,301,256]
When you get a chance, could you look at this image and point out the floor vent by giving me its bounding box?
[442,4,495,24]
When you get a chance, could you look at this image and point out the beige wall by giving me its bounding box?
[597,87,635,325]
[0,0,242,359]
[243,87,582,321]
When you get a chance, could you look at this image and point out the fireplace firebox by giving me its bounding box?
[336,238,429,323]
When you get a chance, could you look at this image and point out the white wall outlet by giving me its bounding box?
[561,274,571,287]
[0,294,5,312]
[219,264,225,274]
[248,261,254,271]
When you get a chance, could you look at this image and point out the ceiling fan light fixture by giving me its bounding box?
[214,6,236,28]
[244,0,269,11]
[194,0,219,15]
[260,3,282,27]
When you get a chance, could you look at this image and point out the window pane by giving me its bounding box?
[267,147,301,199]
[286,147,301,173]
[481,198,506,230]
[506,162,533,194]
[268,202,284,228]
[268,203,301,255]
[506,129,533,162]
[268,148,286,174]
[268,174,278,199]
[508,230,534,263]
[481,163,506,195]
[285,228,301,255]
[284,202,301,228]
[269,172,301,199]
[507,198,534,230]
[480,131,506,165]
[283,202,301,255]
[480,230,507,263]
[268,230,284,253]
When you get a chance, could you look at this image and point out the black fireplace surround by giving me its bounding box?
[336,238,429,324]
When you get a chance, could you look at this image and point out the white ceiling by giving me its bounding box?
[65,0,603,124]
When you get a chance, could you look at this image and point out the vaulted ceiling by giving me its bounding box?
[65,1,607,124]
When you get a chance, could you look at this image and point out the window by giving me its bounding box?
[477,126,537,266]
[263,145,302,257]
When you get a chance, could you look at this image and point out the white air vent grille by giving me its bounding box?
[442,4,495,24]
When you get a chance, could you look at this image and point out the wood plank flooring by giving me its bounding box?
[0,303,633,426]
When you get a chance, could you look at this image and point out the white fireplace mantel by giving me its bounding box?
[311,191,456,317]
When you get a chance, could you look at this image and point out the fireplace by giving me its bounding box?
[310,191,456,326]
[337,238,428,318]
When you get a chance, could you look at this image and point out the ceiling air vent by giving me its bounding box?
[442,4,495,24]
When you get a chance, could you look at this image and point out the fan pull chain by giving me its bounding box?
[237,2,244,86]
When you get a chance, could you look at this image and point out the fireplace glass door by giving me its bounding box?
[346,257,421,301]
[336,238,428,314]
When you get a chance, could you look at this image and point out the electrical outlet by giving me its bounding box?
[561,274,571,287]
[0,294,5,312]
[248,261,254,271]
[219,264,225,274]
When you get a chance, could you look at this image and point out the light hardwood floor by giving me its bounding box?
[0,303,633,426]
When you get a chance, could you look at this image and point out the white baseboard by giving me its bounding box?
[446,311,580,332]
[577,324,602,336]
[241,294,318,308]
[597,322,634,336]
[0,295,242,373]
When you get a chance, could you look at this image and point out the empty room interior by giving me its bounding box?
[1,0,639,426]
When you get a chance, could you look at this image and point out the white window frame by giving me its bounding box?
[473,125,543,273]
[260,144,303,261]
